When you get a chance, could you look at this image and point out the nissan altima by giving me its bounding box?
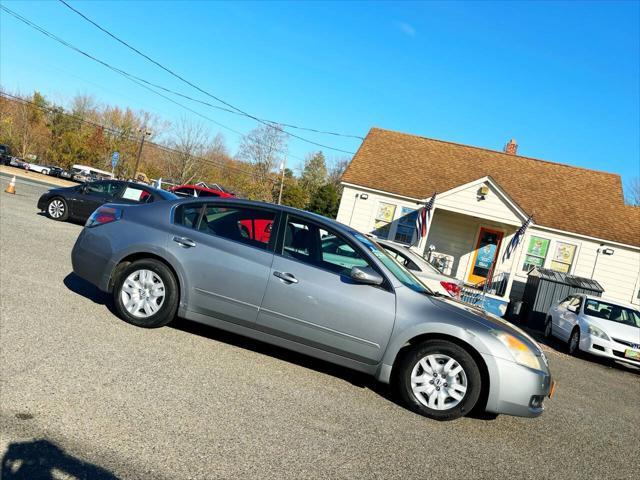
[71,198,554,420]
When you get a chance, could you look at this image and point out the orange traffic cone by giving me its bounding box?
[5,175,16,194]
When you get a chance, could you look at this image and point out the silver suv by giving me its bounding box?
[71,198,554,420]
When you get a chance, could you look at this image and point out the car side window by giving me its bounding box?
[282,216,369,275]
[174,203,204,229]
[198,205,275,250]
[174,187,195,197]
[198,190,220,197]
[86,181,118,195]
[121,185,154,203]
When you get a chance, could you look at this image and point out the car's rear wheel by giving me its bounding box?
[396,340,482,421]
[113,259,178,328]
[47,197,69,221]
[568,328,581,355]
[544,316,553,338]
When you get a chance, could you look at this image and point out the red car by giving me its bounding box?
[169,184,235,198]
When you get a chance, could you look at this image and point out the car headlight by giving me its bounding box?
[587,324,610,340]
[490,330,542,370]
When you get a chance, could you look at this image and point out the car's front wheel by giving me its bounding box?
[396,339,482,421]
[113,259,179,328]
[544,316,553,338]
[46,197,69,221]
[568,328,581,355]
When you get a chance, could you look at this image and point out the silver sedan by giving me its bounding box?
[71,198,554,420]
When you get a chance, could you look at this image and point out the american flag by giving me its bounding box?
[414,192,436,245]
[501,215,532,263]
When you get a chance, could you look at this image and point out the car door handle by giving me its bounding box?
[173,236,197,248]
[273,271,298,284]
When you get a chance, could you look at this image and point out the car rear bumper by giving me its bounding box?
[483,353,553,418]
[581,335,640,366]
[71,228,115,292]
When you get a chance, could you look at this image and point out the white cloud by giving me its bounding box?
[395,21,416,37]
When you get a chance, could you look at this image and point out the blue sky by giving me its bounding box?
[1,1,638,188]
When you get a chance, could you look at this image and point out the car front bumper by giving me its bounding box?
[580,334,640,366]
[483,353,553,418]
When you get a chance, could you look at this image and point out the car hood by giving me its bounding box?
[583,315,640,343]
[429,295,544,354]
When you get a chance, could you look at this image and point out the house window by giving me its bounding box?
[549,242,576,273]
[394,207,417,245]
[522,236,550,272]
[373,202,396,239]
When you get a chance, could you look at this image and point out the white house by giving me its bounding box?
[337,128,640,314]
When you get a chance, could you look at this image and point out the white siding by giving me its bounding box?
[514,227,640,305]
[437,181,522,226]
[337,183,640,305]
[426,209,518,281]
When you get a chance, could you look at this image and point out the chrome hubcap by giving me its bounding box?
[570,332,579,351]
[120,269,165,318]
[48,200,65,218]
[411,354,468,410]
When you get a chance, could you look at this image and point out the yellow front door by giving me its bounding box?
[468,227,503,285]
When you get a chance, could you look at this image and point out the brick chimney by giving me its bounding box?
[504,139,518,155]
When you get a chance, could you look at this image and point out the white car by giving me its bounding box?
[545,294,640,366]
[376,239,463,298]
[26,163,51,175]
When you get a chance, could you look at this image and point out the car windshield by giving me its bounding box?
[583,299,640,328]
[354,233,433,294]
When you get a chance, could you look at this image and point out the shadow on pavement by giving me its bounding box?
[1,439,119,479]
[64,271,499,420]
[169,318,498,420]
[63,273,117,316]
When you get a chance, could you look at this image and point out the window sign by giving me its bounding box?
[394,207,417,244]
[522,236,550,272]
[122,187,144,201]
[550,242,576,273]
[373,202,396,239]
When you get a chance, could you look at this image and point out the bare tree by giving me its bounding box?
[236,124,287,201]
[165,117,211,184]
[626,177,640,206]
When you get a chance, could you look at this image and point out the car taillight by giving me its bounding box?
[86,206,122,228]
[440,281,461,298]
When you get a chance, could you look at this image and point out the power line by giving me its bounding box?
[57,0,364,143]
[0,91,277,183]
[0,4,305,163]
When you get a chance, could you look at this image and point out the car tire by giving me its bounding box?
[46,197,69,221]
[113,259,178,328]
[568,328,581,355]
[544,316,553,339]
[396,339,482,421]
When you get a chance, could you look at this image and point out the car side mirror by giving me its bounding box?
[350,266,383,286]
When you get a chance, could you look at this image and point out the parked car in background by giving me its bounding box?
[0,144,12,165]
[375,238,463,298]
[59,169,74,180]
[26,163,51,175]
[169,184,235,198]
[47,166,65,177]
[37,180,178,223]
[545,294,640,366]
[71,198,554,421]
[9,157,26,168]
[69,164,114,183]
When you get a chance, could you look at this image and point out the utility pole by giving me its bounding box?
[133,128,151,181]
[277,157,286,205]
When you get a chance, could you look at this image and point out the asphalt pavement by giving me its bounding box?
[1,176,639,479]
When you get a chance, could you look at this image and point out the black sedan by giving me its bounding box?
[37,180,178,222]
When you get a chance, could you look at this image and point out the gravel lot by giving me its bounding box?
[1,175,639,480]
